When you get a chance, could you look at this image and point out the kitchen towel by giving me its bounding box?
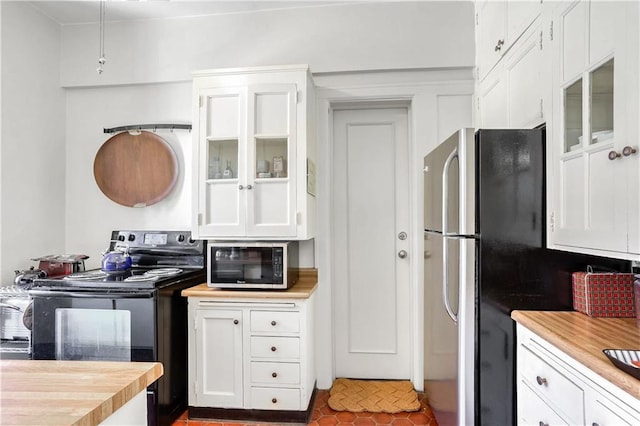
[327,378,420,413]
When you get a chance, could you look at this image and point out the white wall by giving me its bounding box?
[64,83,194,269]
[1,2,65,283]
[59,2,475,87]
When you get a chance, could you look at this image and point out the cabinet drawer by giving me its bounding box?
[520,345,584,422]
[251,311,300,333]
[250,336,300,359]
[250,387,300,410]
[251,361,300,385]
[518,381,569,425]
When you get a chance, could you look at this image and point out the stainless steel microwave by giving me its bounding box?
[207,241,299,290]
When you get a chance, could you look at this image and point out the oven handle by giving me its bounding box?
[28,290,154,299]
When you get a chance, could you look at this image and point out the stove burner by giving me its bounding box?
[145,268,183,277]
[63,270,108,280]
[124,274,159,282]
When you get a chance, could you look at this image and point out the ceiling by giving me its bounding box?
[27,1,346,25]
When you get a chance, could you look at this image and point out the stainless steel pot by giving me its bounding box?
[14,267,47,289]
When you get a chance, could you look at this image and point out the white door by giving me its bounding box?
[332,106,411,379]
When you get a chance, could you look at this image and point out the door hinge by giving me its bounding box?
[194,381,198,397]
[550,211,555,232]
[199,96,204,108]
[296,212,302,225]
[475,12,478,26]
[197,213,203,226]
[540,99,544,118]
[295,90,300,104]
[539,30,543,50]
[550,21,554,41]
[477,97,480,110]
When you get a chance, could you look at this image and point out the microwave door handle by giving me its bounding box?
[442,236,458,324]
[442,147,458,237]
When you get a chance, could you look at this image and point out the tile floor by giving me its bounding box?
[172,390,439,426]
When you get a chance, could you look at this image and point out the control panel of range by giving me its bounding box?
[109,230,204,253]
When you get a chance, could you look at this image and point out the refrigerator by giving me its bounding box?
[423,128,630,426]
[424,129,545,425]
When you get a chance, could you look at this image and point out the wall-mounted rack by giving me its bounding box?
[103,123,192,134]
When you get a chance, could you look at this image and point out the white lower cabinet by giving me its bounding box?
[188,295,315,412]
[516,324,640,426]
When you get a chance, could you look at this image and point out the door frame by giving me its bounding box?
[313,69,475,392]
[319,94,421,390]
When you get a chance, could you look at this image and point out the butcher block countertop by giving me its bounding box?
[512,310,639,400]
[182,268,317,299]
[0,360,163,425]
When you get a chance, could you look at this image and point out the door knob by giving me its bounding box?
[622,146,637,156]
[398,232,407,240]
[608,150,621,160]
[398,250,408,259]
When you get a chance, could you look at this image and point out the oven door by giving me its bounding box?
[29,289,156,362]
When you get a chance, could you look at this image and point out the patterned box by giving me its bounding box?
[572,272,636,317]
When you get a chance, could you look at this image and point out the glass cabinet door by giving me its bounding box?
[246,84,297,237]
[197,87,247,236]
[563,78,583,153]
[205,93,241,181]
[252,89,293,180]
[589,58,614,146]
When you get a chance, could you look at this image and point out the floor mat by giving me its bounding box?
[327,378,421,413]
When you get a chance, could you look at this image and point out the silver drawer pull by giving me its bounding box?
[536,376,547,386]
[271,346,277,352]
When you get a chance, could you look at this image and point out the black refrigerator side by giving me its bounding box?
[475,129,547,426]
[473,129,631,426]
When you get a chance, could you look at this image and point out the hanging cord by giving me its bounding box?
[97,0,106,74]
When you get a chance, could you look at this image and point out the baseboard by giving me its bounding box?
[188,387,318,424]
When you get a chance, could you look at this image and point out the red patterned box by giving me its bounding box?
[572,272,636,317]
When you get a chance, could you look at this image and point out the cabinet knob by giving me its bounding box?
[272,372,278,378]
[247,184,253,190]
[271,320,277,326]
[271,346,277,352]
[238,184,244,190]
[622,146,637,156]
[592,423,600,426]
[536,375,548,386]
[538,422,549,426]
[271,398,278,404]
[494,39,505,51]
[608,150,621,160]
[233,319,239,325]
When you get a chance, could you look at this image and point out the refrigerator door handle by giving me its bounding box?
[442,236,458,323]
[442,147,459,323]
[442,147,458,237]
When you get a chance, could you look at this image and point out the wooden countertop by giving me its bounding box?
[0,360,163,425]
[182,268,317,299]
[512,310,639,400]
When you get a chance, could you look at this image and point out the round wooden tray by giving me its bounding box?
[93,131,178,207]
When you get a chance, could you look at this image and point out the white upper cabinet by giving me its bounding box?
[476,0,542,81]
[476,1,548,129]
[192,65,316,240]
[549,1,640,259]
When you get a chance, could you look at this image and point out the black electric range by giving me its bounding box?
[29,230,206,426]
